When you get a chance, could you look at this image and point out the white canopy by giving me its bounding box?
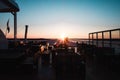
[0,0,19,12]
[0,0,19,42]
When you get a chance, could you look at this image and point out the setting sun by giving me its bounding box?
[60,33,66,41]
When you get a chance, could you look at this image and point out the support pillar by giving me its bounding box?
[14,12,17,42]
[11,12,17,47]
[11,12,17,45]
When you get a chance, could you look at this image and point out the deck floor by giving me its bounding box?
[86,56,120,80]
[0,55,120,80]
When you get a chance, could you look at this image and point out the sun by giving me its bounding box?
[60,33,66,41]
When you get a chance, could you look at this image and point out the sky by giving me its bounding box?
[0,0,120,39]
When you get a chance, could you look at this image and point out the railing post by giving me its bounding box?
[109,30,112,47]
[92,33,94,45]
[119,29,120,39]
[96,33,98,47]
[89,33,90,45]
[102,32,104,47]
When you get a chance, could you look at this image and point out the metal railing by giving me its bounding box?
[89,28,120,54]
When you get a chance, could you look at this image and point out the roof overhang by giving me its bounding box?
[0,0,19,12]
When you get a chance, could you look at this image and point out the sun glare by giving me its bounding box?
[60,33,66,41]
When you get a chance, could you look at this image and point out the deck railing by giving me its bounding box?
[89,28,120,54]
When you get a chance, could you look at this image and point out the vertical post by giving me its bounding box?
[14,12,17,43]
[25,25,28,43]
[102,32,104,47]
[119,29,120,39]
[89,33,90,45]
[109,30,112,47]
[92,33,94,45]
[96,33,98,47]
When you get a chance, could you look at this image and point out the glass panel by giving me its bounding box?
[111,30,119,39]
[89,34,92,39]
[93,33,96,39]
[98,33,102,39]
[104,32,110,39]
